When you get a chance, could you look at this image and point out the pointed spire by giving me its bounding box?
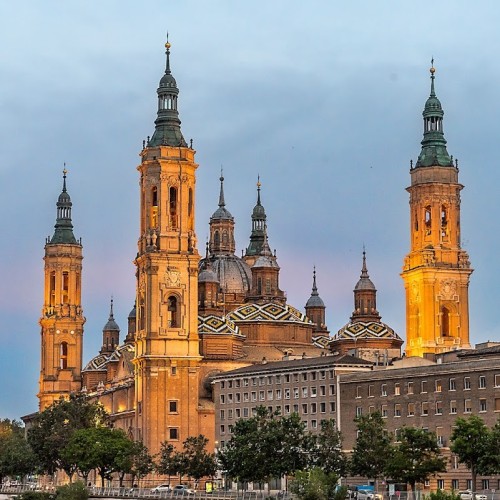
[360,248,369,279]
[103,297,120,331]
[416,60,453,168]
[355,248,375,291]
[311,266,319,296]
[149,37,187,147]
[306,266,325,308]
[49,167,78,245]
[351,249,380,322]
[246,176,267,257]
[218,168,226,208]
[256,174,262,206]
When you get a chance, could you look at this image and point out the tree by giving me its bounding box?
[28,394,108,479]
[310,419,348,477]
[156,442,178,482]
[350,412,392,485]
[480,418,500,475]
[125,441,154,487]
[385,427,446,497]
[0,419,36,484]
[175,435,217,483]
[451,416,490,492]
[290,468,339,500]
[219,406,312,487]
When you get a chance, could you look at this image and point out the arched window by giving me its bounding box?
[151,187,158,227]
[50,272,56,306]
[441,307,450,336]
[168,296,180,328]
[139,297,145,330]
[60,342,68,369]
[214,231,220,248]
[169,187,177,228]
[441,205,448,239]
[424,206,432,235]
[62,272,69,304]
[222,231,229,245]
[257,277,262,295]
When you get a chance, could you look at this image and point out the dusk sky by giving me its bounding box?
[2,1,500,420]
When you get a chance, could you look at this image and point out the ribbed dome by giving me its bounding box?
[254,255,279,269]
[211,206,233,220]
[200,255,251,294]
[160,72,177,87]
[128,305,136,319]
[199,267,219,283]
[306,295,325,308]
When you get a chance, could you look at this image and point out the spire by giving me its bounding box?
[149,38,187,147]
[103,297,120,332]
[306,266,325,308]
[101,297,120,354]
[415,60,453,168]
[246,176,267,256]
[355,248,375,291]
[351,249,380,322]
[49,168,78,245]
[211,169,233,220]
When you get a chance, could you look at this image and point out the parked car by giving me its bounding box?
[151,484,172,493]
[172,485,195,495]
[357,489,383,500]
[459,491,487,500]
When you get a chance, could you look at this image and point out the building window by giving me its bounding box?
[407,403,415,417]
[276,375,281,384]
[320,385,326,396]
[369,405,375,414]
[251,392,257,401]
[267,376,272,385]
[381,384,387,397]
[169,428,179,440]
[480,399,487,412]
[169,401,178,413]
[236,393,241,403]
[276,389,282,400]
[394,428,401,442]
[267,390,273,401]
[302,387,308,398]
[435,379,442,392]
[421,380,427,393]
[293,388,299,399]
[311,420,317,429]
[220,395,225,404]
[284,405,290,414]
[464,399,472,413]
[302,404,308,414]
[395,383,401,396]
[60,342,68,369]
[450,400,457,414]
[464,377,471,390]
[171,366,177,376]
[356,386,362,398]
[368,385,374,397]
[452,455,459,469]
[311,402,317,414]
[436,427,444,447]
[452,480,459,491]
[227,393,233,403]
[482,480,490,491]
[467,480,472,491]
[220,425,225,434]
[382,404,388,418]
[259,391,265,401]
[435,401,443,415]
[329,385,335,396]
[259,377,265,386]
[394,404,401,417]
[479,376,487,389]
[243,378,249,387]
[449,378,456,391]
[437,479,444,490]
[293,404,299,412]
[243,392,249,402]
[495,398,500,412]
[407,381,414,394]
[167,295,180,328]
[495,374,500,387]
[284,389,290,399]
[422,402,429,416]
[330,402,336,413]
[320,402,326,413]
[285,374,290,383]
[356,407,363,417]
[301,372,308,382]
[320,370,326,380]
[243,407,249,417]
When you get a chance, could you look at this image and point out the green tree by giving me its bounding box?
[0,419,36,484]
[385,427,446,497]
[156,442,178,482]
[28,394,108,479]
[350,412,392,485]
[175,435,217,483]
[219,406,311,487]
[310,419,348,476]
[124,441,154,487]
[450,415,490,492]
[289,468,339,500]
[480,418,500,475]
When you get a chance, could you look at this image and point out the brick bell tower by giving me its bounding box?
[402,63,473,357]
[38,169,85,410]
[133,39,201,454]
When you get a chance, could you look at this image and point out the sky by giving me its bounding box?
[2,1,500,420]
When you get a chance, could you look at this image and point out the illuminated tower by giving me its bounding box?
[244,177,267,267]
[38,169,85,410]
[402,63,472,357]
[133,40,201,453]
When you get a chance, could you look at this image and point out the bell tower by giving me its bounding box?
[133,40,201,454]
[402,63,473,357]
[38,169,85,410]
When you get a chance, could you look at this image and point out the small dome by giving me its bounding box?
[254,255,279,269]
[159,73,177,88]
[58,191,71,204]
[211,206,233,220]
[354,276,376,291]
[103,317,120,332]
[252,204,266,219]
[128,305,136,319]
[199,267,219,283]
[306,295,325,308]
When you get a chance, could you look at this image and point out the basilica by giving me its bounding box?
[35,41,473,457]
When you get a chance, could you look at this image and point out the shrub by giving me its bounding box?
[424,491,460,500]
[55,481,88,500]
[17,492,55,500]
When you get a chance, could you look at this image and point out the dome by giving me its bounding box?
[160,73,177,88]
[200,255,251,294]
[128,305,136,319]
[103,316,120,332]
[199,267,219,283]
[254,255,279,269]
[333,320,402,342]
[354,276,376,291]
[58,191,71,204]
[306,295,325,308]
[252,204,266,219]
[211,206,233,221]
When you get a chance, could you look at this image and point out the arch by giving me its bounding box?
[60,342,68,369]
[150,186,158,228]
[62,272,69,304]
[50,271,56,306]
[169,187,178,228]
[424,205,432,235]
[441,306,450,337]
[213,230,220,248]
[168,295,181,328]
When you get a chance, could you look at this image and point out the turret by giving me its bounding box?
[305,267,329,334]
[100,298,120,354]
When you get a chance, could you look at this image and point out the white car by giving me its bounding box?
[459,491,487,500]
[172,485,196,496]
[357,489,383,500]
[151,484,172,493]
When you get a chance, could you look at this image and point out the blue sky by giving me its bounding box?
[1,1,500,419]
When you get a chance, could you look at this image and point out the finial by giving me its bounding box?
[430,57,435,74]
[256,175,262,206]
[190,138,193,149]
[165,34,171,74]
[205,240,209,259]
[218,167,226,208]
[311,266,318,295]
[429,57,436,97]
[410,159,413,169]
[361,247,369,277]
[62,164,68,192]
[109,296,114,319]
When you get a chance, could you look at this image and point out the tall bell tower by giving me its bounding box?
[133,40,201,454]
[38,169,85,410]
[402,63,473,357]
